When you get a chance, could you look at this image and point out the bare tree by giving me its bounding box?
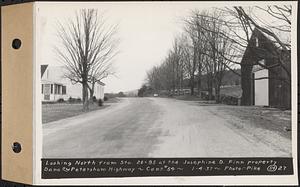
[146,36,186,96]
[190,6,291,83]
[209,5,291,80]
[146,65,163,91]
[232,6,291,79]
[184,6,291,103]
[178,34,196,95]
[146,5,291,103]
[55,9,119,110]
[213,35,236,102]
[186,11,208,95]
[183,18,199,96]
[184,10,237,102]
[169,37,185,95]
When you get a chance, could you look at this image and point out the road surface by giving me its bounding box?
[43,97,291,158]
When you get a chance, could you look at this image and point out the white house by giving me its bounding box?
[41,65,105,102]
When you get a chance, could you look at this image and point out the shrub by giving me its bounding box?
[104,96,108,101]
[219,94,239,105]
[68,97,82,103]
[68,97,75,103]
[98,99,103,106]
[57,98,64,103]
[92,96,97,102]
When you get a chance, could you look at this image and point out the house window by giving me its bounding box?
[41,84,44,94]
[55,84,58,94]
[62,86,66,95]
[259,59,266,66]
[58,85,61,95]
[54,85,63,95]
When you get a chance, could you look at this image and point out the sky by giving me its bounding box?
[36,1,293,93]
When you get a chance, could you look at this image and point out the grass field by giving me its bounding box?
[220,85,242,98]
[42,102,107,124]
[42,97,121,124]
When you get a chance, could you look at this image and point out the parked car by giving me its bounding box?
[153,93,158,97]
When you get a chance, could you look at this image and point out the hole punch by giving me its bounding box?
[12,38,21,49]
[12,142,22,153]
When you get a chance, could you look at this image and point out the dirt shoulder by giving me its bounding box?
[204,104,291,139]
[165,95,291,140]
[149,97,291,157]
[171,95,291,140]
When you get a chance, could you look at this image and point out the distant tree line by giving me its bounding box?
[105,92,126,98]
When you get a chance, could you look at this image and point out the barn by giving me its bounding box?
[240,28,291,109]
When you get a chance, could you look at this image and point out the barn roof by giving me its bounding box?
[239,27,289,66]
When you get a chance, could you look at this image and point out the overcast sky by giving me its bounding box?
[36,2,293,93]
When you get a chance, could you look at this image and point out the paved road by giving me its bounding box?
[43,97,291,158]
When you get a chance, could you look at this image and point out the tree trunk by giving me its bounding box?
[215,71,224,104]
[82,82,89,111]
[215,84,220,103]
[88,87,94,102]
[197,62,202,96]
[89,82,95,101]
[89,88,94,100]
[190,44,198,96]
[197,76,201,96]
[191,62,196,95]
[173,84,176,96]
[190,78,194,96]
[180,70,183,95]
[207,74,213,100]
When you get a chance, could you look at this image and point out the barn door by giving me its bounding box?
[254,69,269,106]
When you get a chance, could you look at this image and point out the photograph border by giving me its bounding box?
[31,1,298,185]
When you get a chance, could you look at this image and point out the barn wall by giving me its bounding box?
[267,57,291,109]
[241,64,253,105]
[241,53,256,106]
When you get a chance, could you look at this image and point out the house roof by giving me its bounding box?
[41,64,48,78]
[41,64,106,86]
[98,81,105,86]
[41,79,64,86]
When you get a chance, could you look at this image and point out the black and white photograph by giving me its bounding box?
[32,1,299,185]
[2,1,298,185]
[38,2,294,159]
[34,2,297,180]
